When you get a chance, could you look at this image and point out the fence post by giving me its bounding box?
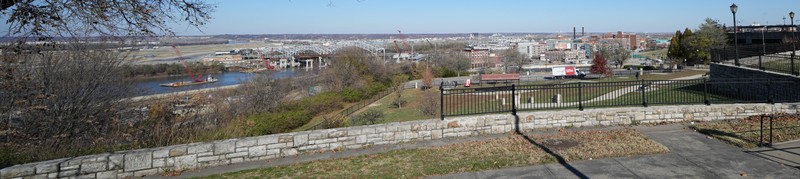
[641,79,648,107]
[703,78,710,105]
[767,79,774,104]
[789,51,798,76]
[759,55,764,71]
[760,115,765,147]
[578,82,584,111]
[511,84,517,115]
[439,81,444,120]
[793,52,798,76]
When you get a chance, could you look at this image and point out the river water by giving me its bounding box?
[134,70,298,96]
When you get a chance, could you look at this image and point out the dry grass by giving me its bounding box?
[691,113,800,148]
[201,129,668,178]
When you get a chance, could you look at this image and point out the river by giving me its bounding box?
[134,70,298,96]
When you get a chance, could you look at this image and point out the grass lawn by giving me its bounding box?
[691,114,800,148]
[358,89,434,123]
[201,129,668,178]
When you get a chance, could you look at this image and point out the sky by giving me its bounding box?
[3,0,799,35]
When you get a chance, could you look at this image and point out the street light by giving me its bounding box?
[789,11,797,75]
[731,3,739,66]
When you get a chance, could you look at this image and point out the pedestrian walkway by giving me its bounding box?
[748,140,800,169]
[431,124,800,178]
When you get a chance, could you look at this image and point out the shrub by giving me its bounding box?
[342,87,365,102]
[418,90,440,117]
[250,110,312,135]
[350,109,384,126]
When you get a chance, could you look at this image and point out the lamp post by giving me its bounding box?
[789,11,797,75]
[731,3,740,66]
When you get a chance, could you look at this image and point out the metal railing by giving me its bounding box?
[440,79,800,119]
[712,43,799,76]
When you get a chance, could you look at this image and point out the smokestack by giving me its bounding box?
[582,27,585,36]
[573,27,576,40]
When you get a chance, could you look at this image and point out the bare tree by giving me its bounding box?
[1,0,213,38]
[230,75,294,116]
[501,49,526,73]
[599,45,631,68]
[0,46,138,154]
[320,47,372,92]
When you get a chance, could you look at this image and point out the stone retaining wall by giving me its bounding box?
[2,103,799,179]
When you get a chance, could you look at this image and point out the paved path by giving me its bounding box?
[748,140,800,169]
[432,124,800,179]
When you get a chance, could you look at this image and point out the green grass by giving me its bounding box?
[367,89,431,123]
[200,129,668,178]
[690,114,800,148]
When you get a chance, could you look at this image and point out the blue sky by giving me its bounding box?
[172,0,796,35]
[3,1,798,35]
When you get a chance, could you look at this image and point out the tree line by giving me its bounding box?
[668,18,728,65]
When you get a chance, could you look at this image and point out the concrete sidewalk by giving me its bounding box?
[748,140,800,169]
[431,124,800,179]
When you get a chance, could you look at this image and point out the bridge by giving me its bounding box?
[254,41,388,69]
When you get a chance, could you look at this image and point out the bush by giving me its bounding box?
[350,109,384,126]
[250,110,312,135]
[365,82,387,97]
[342,87,365,102]
[418,90,440,117]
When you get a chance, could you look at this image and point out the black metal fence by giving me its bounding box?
[440,79,800,119]
[711,43,799,76]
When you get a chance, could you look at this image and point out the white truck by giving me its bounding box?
[552,66,585,79]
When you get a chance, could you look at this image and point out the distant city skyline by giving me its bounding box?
[2,1,798,36]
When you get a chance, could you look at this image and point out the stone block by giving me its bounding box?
[132,168,158,177]
[172,155,197,170]
[96,170,118,179]
[381,133,395,141]
[108,154,124,170]
[79,162,106,174]
[188,143,213,154]
[356,135,367,144]
[248,146,267,157]
[225,152,248,159]
[197,156,220,163]
[169,146,188,157]
[267,149,280,155]
[76,173,96,179]
[432,129,443,139]
[1,166,35,178]
[491,125,504,134]
[281,148,298,157]
[267,143,287,149]
[123,152,152,172]
[152,158,167,168]
[213,141,236,155]
[153,149,169,159]
[348,129,362,135]
[308,133,326,140]
[236,138,258,148]
[257,136,279,145]
[34,161,61,174]
[362,128,376,135]
[278,135,294,143]
[58,169,77,177]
